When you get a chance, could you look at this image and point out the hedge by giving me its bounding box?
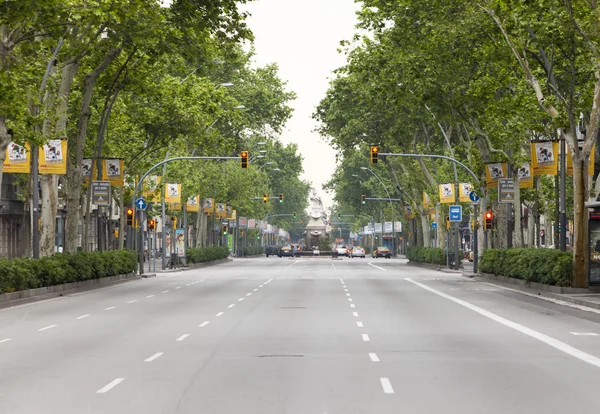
[243,246,264,256]
[186,246,230,264]
[479,248,573,287]
[0,250,137,294]
[406,246,446,265]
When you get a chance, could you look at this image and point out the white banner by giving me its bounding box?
[394,221,402,232]
[384,222,393,233]
[375,223,382,233]
[248,219,256,229]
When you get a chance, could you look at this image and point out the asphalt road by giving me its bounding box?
[2,257,600,413]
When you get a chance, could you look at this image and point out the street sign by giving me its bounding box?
[92,181,111,206]
[135,197,148,211]
[498,178,516,203]
[432,222,438,229]
[468,191,480,203]
[449,205,462,222]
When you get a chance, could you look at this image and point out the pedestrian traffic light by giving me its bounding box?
[263,194,268,204]
[484,211,493,230]
[361,195,366,204]
[126,208,134,226]
[337,213,341,220]
[240,229,245,237]
[370,145,379,164]
[222,225,227,235]
[171,216,177,229]
[446,216,450,230]
[148,219,156,230]
[279,194,284,203]
[241,151,248,168]
[293,212,297,219]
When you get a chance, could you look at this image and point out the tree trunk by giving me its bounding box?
[572,157,588,287]
[513,174,523,248]
[435,203,445,254]
[65,46,123,253]
[118,186,125,249]
[420,212,430,247]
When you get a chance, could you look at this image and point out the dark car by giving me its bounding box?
[265,245,279,257]
[279,245,294,257]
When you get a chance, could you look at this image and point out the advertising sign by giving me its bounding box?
[202,198,214,213]
[485,162,507,189]
[4,142,30,173]
[39,139,67,174]
[186,195,199,212]
[531,141,558,175]
[439,183,455,204]
[165,183,181,203]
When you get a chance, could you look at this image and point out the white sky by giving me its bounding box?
[242,0,360,211]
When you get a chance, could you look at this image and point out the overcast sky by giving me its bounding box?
[242,0,360,211]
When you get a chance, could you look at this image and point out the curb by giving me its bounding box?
[407,261,463,273]
[149,258,232,274]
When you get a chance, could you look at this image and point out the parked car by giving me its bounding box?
[279,245,294,257]
[372,246,391,258]
[265,245,279,257]
[349,246,366,258]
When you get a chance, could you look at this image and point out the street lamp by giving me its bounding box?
[360,167,396,257]
[258,161,275,171]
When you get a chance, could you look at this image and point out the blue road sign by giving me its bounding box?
[135,198,148,211]
[469,191,480,203]
[432,222,438,229]
[449,205,462,222]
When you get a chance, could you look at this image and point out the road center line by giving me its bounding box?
[246,293,252,296]
[162,290,169,294]
[346,293,351,297]
[38,325,57,331]
[176,334,190,342]
[96,378,124,394]
[146,295,155,299]
[353,312,359,317]
[259,285,264,288]
[350,304,356,308]
[0,338,12,343]
[348,298,353,302]
[570,332,599,336]
[175,286,181,290]
[253,288,258,292]
[199,321,210,327]
[332,262,336,270]
[340,278,344,283]
[144,352,164,362]
[369,353,380,362]
[362,334,370,342]
[127,300,138,304]
[380,378,395,394]
[104,306,116,311]
[76,314,90,320]
[405,277,600,370]
[238,298,245,302]
[357,322,364,327]
[228,304,235,308]
[216,312,224,317]
[368,263,386,271]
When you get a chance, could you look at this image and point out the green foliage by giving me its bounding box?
[243,246,264,256]
[479,249,573,287]
[406,246,446,265]
[0,250,137,294]
[186,246,229,264]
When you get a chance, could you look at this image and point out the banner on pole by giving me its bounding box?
[4,142,30,173]
[517,163,534,188]
[485,162,507,188]
[439,183,455,204]
[39,139,67,174]
[165,183,181,203]
[186,195,199,212]
[531,141,558,175]
[458,183,473,203]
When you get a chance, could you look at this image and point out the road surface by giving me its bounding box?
[2,257,600,413]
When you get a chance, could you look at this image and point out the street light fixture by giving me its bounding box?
[258,161,275,171]
[235,105,246,110]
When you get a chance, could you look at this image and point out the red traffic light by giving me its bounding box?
[485,212,493,220]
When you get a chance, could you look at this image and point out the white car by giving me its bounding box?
[349,247,365,258]
[335,245,348,256]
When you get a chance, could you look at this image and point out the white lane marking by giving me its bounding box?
[104,306,116,311]
[405,278,600,370]
[246,293,252,296]
[357,322,364,327]
[176,334,190,342]
[199,321,210,327]
[362,334,370,342]
[175,286,181,290]
[380,378,395,394]
[127,300,138,304]
[162,290,169,294]
[144,352,163,362]
[146,295,155,299]
[38,325,57,331]
[348,298,353,302]
[265,278,273,284]
[216,312,224,317]
[259,285,264,288]
[353,312,359,317]
[228,304,235,308]
[346,293,351,297]
[96,378,124,394]
[344,289,348,292]
[350,304,356,308]
[340,278,344,283]
[76,314,90,320]
[253,288,258,292]
[369,353,380,362]
[185,283,191,286]
[332,262,336,270]
[285,260,304,270]
[570,332,599,336]
[238,298,245,302]
[368,263,386,271]
[0,338,12,343]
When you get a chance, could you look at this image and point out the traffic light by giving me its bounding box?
[222,225,227,235]
[126,208,134,226]
[484,211,493,230]
[148,219,156,230]
[446,216,450,230]
[337,213,341,220]
[279,194,284,203]
[240,229,245,237]
[171,216,177,229]
[241,151,248,168]
[370,145,379,164]
[361,194,366,204]
[263,194,268,204]
[293,212,297,219]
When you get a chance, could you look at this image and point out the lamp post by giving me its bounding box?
[360,167,396,257]
[257,161,275,171]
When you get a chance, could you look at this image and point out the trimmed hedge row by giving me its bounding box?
[406,246,446,265]
[0,250,137,294]
[186,246,230,264]
[479,248,573,287]
[243,246,264,256]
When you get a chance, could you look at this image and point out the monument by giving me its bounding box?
[305,188,328,248]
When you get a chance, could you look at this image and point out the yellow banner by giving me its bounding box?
[439,183,455,204]
[4,142,30,173]
[104,159,124,186]
[216,203,227,218]
[485,162,507,188]
[422,192,431,208]
[531,141,558,175]
[186,195,199,212]
[403,205,414,219]
[567,145,595,176]
[143,175,161,202]
[165,183,181,203]
[168,202,182,211]
[459,183,473,203]
[39,139,67,174]
[517,163,534,189]
[202,198,214,213]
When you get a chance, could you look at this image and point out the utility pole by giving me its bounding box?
[559,134,567,251]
